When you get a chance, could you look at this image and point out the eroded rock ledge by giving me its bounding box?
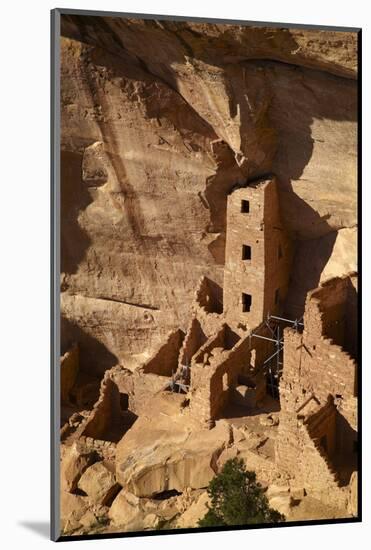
[59,18,358,535]
[60,18,357,373]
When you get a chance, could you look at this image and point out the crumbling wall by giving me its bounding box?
[192,308,223,341]
[295,334,355,410]
[61,343,79,403]
[189,317,279,424]
[82,376,122,440]
[303,280,358,409]
[141,329,185,376]
[279,327,357,428]
[189,278,225,342]
[277,367,346,507]
[194,276,223,314]
[178,317,208,367]
[190,333,251,425]
[192,324,241,366]
[62,366,138,445]
[307,274,358,359]
[277,407,347,508]
[276,313,357,510]
[192,326,229,366]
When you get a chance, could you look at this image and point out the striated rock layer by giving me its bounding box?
[60,16,357,376]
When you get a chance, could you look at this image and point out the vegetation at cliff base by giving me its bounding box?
[198,458,285,527]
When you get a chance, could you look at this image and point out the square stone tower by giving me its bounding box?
[223,178,292,329]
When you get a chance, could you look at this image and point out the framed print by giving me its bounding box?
[51,8,361,541]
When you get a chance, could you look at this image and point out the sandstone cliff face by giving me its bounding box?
[60,16,357,374]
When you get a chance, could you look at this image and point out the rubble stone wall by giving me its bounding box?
[190,334,251,424]
[276,295,358,511]
[276,408,347,508]
[192,325,230,366]
[178,317,208,367]
[82,376,122,440]
[280,327,357,427]
[307,274,358,359]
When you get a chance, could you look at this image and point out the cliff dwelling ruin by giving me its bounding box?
[58,14,359,537]
[60,176,358,534]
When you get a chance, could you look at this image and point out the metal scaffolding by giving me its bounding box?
[250,313,303,399]
[165,360,190,394]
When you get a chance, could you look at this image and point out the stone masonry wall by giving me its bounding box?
[307,277,347,343]
[178,317,208,367]
[186,317,279,426]
[190,333,251,425]
[223,183,266,328]
[308,274,358,359]
[62,370,123,445]
[276,301,357,511]
[192,325,230,366]
[277,406,348,508]
[81,376,122,440]
[223,178,292,329]
[279,327,357,430]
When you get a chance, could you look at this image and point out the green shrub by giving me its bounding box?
[198,457,285,527]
